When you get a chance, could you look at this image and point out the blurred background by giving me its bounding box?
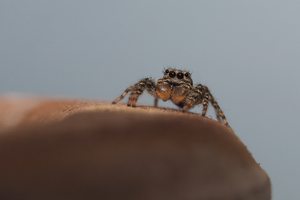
[0,1,299,199]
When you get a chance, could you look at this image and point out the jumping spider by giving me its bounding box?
[112,68,229,127]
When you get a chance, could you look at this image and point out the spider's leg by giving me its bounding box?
[112,87,133,104]
[182,86,203,112]
[210,96,229,127]
[201,92,209,117]
[127,78,156,107]
[204,87,229,127]
[112,77,156,107]
[182,97,195,112]
[154,98,159,107]
[188,84,230,127]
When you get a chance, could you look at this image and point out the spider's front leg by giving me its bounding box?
[112,78,157,107]
[182,84,230,127]
[209,95,229,127]
[181,85,204,112]
[200,84,230,127]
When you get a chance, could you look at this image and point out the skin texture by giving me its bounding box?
[0,97,271,200]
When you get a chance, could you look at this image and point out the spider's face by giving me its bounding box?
[156,67,193,102]
[163,68,193,86]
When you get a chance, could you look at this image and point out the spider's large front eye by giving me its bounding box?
[177,72,184,79]
[169,71,176,78]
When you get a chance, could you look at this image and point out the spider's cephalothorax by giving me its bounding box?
[112,67,229,127]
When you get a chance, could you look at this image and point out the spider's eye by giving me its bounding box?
[177,72,184,79]
[165,69,169,74]
[185,72,190,78]
[169,71,176,78]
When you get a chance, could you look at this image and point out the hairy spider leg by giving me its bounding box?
[199,84,229,127]
[112,87,133,104]
[209,95,229,127]
[183,84,229,127]
[112,78,157,107]
[201,91,210,117]
[182,84,207,112]
[154,98,159,107]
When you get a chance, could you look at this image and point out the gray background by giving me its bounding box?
[1,0,299,199]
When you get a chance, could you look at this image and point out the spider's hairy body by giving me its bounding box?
[112,68,229,127]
